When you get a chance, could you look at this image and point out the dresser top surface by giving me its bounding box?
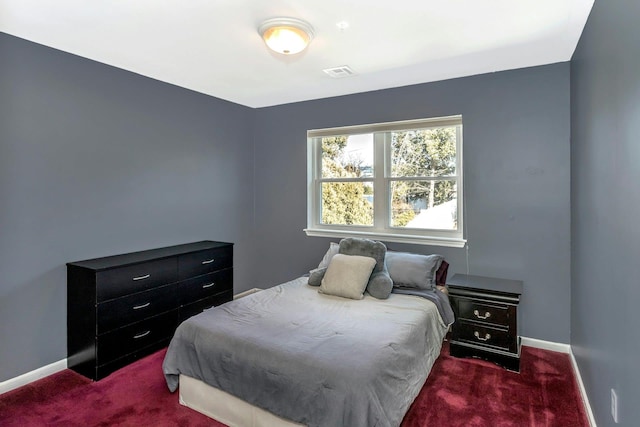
[447,273,523,296]
[67,240,233,271]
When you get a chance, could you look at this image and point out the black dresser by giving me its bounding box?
[67,240,233,380]
[447,273,523,372]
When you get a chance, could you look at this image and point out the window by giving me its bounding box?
[306,116,465,247]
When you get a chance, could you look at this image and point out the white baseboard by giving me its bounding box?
[569,351,597,427]
[522,337,596,427]
[521,336,571,353]
[0,358,67,395]
[233,288,262,299]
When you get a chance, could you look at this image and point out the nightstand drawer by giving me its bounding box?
[97,310,178,364]
[97,283,178,334]
[179,269,232,304]
[456,321,515,352]
[458,299,512,327]
[96,258,178,302]
[178,247,232,279]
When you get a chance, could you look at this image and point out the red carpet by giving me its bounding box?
[1,342,588,427]
[403,342,589,427]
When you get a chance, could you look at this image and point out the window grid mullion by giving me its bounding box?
[388,176,457,181]
[373,132,387,230]
[318,178,374,183]
[313,137,322,228]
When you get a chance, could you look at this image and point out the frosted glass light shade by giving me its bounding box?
[259,18,314,55]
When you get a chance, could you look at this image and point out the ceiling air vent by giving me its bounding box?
[323,65,356,78]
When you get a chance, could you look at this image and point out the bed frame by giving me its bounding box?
[179,374,304,427]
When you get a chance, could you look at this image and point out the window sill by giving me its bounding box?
[304,228,467,248]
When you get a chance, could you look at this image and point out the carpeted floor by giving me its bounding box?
[0,341,588,426]
[402,342,589,426]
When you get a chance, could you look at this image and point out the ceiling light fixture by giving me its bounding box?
[258,18,314,55]
[336,21,350,31]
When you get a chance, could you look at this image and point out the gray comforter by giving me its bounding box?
[392,286,455,326]
[163,276,448,427]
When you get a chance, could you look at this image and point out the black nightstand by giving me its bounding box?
[447,273,523,372]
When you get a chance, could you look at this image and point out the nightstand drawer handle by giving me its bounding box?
[202,282,215,289]
[133,302,151,310]
[133,330,150,339]
[474,331,491,341]
[201,259,215,265]
[132,274,150,281]
[473,309,491,320]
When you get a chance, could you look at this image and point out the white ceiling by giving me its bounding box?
[0,0,594,108]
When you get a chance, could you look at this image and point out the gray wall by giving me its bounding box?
[571,1,640,425]
[253,63,571,343]
[0,33,255,381]
[8,5,639,422]
[0,31,574,383]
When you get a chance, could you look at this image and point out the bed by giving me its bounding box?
[163,243,453,427]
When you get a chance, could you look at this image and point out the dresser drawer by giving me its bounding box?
[97,283,178,334]
[96,258,178,302]
[179,290,233,322]
[97,310,178,365]
[178,247,232,280]
[457,299,512,327]
[179,269,233,304]
[96,338,171,380]
[455,321,516,353]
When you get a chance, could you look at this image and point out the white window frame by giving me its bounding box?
[305,115,466,248]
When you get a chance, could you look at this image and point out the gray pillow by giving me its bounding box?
[317,242,339,269]
[319,254,377,300]
[308,267,326,287]
[385,251,444,290]
[338,238,393,299]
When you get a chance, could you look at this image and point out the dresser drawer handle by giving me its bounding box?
[133,302,151,310]
[201,259,215,265]
[202,282,215,289]
[133,330,151,339]
[473,309,491,320]
[132,274,150,281]
[474,331,491,342]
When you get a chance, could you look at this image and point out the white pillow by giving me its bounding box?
[319,254,377,300]
[317,242,339,269]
